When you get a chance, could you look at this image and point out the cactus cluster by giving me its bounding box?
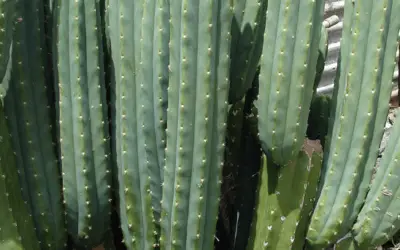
[0,0,400,250]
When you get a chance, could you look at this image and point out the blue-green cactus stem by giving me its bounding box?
[57,0,112,247]
[228,0,267,104]
[140,0,169,228]
[307,0,400,247]
[247,143,322,250]
[3,0,66,249]
[0,102,40,250]
[292,140,323,250]
[0,0,15,85]
[353,113,400,247]
[107,1,156,249]
[160,1,233,249]
[256,0,324,166]
[313,26,328,92]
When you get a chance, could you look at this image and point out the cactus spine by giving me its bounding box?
[256,0,324,166]
[56,0,112,247]
[160,1,233,249]
[307,0,400,247]
[2,0,66,248]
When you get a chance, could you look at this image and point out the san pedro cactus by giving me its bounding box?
[247,140,322,250]
[2,0,66,249]
[160,1,233,249]
[107,0,167,248]
[229,0,267,104]
[0,102,40,250]
[352,111,400,248]
[56,0,113,247]
[307,0,400,247]
[256,0,325,166]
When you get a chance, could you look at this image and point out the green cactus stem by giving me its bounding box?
[247,140,322,250]
[306,0,400,247]
[0,0,15,84]
[256,0,325,166]
[3,0,66,248]
[56,0,113,247]
[107,0,165,248]
[160,1,233,249]
[0,101,40,250]
[352,110,400,248]
[228,0,267,103]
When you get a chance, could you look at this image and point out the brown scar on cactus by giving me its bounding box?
[302,138,323,158]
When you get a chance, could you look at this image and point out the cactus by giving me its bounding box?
[139,0,169,228]
[352,111,400,248]
[256,0,325,166]
[107,0,163,248]
[0,0,15,84]
[247,141,322,250]
[313,26,328,93]
[0,101,40,250]
[56,0,113,247]
[160,1,233,249]
[307,0,400,247]
[2,0,66,248]
[228,0,267,104]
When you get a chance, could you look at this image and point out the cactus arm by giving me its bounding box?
[228,0,267,103]
[353,112,400,247]
[256,0,324,165]
[139,0,169,227]
[2,0,66,249]
[57,0,112,247]
[307,0,400,247]
[160,1,232,249]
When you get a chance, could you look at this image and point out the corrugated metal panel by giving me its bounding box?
[317,0,399,94]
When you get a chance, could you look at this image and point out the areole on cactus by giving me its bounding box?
[0,0,400,250]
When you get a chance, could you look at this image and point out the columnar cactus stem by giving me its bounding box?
[229,0,267,103]
[57,0,113,247]
[353,110,400,248]
[107,0,160,248]
[160,1,233,249]
[3,0,66,249]
[256,0,324,166]
[247,141,322,250]
[0,0,15,84]
[0,102,40,250]
[307,0,400,247]
[139,0,169,228]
